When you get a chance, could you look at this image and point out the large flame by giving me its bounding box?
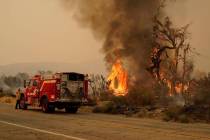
[107,59,128,96]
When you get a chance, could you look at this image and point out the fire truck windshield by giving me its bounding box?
[68,73,84,81]
[30,80,38,87]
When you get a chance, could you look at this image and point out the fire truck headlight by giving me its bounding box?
[50,95,55,99]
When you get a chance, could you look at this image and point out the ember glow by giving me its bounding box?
[166,80,173,96]
[107,59,128,96]
[165,80,189,96]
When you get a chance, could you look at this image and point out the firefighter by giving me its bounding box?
[15,88,21,109]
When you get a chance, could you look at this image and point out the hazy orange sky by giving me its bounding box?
[0,0,209,73]
[0,0,104,64]
[166,0,210,73]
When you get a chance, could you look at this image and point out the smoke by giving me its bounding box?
[0,73,29,95]
[65,0,164,89]
[0,79,10,91]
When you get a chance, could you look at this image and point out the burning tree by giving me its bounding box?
[65,0,199,107]
[148,16,194,98]
[66,0,164,97]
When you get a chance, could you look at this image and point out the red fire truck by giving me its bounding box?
[19,72,88,113]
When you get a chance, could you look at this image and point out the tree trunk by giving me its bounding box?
[182,47,189,104]
[171,48,180,95]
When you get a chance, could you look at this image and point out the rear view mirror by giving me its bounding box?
[61,81,67,87]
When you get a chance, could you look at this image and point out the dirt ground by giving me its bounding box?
[1,103,210,140]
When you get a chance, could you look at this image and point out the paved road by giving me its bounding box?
[1,103,210,140]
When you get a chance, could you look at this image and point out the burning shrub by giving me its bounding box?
[161,73,210,123]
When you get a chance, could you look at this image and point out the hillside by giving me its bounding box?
[0,61,106,76]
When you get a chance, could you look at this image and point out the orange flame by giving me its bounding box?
[165,80,189,96]
[166,80,172,96]
[107,59,128,96]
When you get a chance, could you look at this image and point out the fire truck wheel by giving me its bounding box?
[48,105,55,113]
[65,106,78,113]
[23,104,28,110]
[19,94,27,110]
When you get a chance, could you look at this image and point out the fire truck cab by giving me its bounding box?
[20,72,88,113]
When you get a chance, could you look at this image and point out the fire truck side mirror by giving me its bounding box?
[24,80,26,88]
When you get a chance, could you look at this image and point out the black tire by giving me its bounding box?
[23,104,28,110]
[19,94,27,110]
[65,106,78,113]
[48,105,55,113]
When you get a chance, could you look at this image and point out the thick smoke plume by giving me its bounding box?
[67,0,163,89]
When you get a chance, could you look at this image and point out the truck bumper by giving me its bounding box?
[49,99,81,108]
